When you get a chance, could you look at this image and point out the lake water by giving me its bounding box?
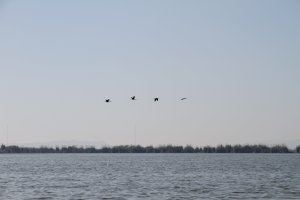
[0,154,299,199]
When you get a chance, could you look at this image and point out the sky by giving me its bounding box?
[0,0,299,147]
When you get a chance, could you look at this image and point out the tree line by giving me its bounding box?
[0,144,299,153]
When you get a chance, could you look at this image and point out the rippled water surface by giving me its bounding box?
[0,154,299,199]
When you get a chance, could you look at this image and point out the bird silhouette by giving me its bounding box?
[154,98,159,102]
[105,99,111,103]
[180,98,187,101]
[131,96,136,100]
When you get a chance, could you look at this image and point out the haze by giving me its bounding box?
[0,0,299,147]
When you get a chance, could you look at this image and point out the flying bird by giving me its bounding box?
[105,99,111,103]
[180,98,187,101]
[154,98,159,102]
[131,96,136,100]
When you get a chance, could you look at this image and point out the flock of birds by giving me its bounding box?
[105,96,187,103]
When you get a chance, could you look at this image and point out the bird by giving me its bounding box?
[180,98,187,101]
[105,99,111,103]
[154,98,159,102]
[131,96,136,100]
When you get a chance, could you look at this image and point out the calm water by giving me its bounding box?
[0,154,299,199]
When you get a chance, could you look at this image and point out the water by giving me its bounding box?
[0,154,299,199]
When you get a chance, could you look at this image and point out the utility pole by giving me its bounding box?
[134,123,136,146]
[6,123,8,145]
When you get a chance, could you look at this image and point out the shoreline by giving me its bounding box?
[1,144,299,154]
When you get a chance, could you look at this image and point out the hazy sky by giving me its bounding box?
[0,0,299,147]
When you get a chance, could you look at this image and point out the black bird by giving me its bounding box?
[131,96,136,100]
[180,98,187,101]
[154,98,159,102]
[105,99,111,103]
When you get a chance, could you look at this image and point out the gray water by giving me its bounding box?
[0,154,299,199]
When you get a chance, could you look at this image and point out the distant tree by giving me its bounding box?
[233,145,242,153]
[216,145,226,153]
[224,145,232,153]
[183,145,194,153]
[86,147,96,153]
[296,145,300,153]
[145,146,155,153]
[1,144,5,152]
[271,145,289,153]
[203,146,215,153]
[0,144,297,154]
[102,146,111,153]
[194,147,202,153]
